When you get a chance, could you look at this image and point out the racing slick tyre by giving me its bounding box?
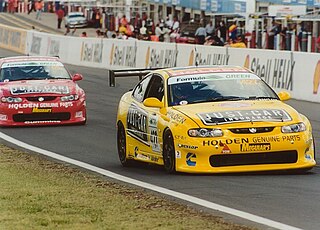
[117,121,133,167]
[163,129,176,173]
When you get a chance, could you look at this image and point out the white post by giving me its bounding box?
[276,33,281,50]
[291,33,295,51]
[307,33,312,52]
[125,0,131,22]
[262,31,267,49]
[102,12,106,29]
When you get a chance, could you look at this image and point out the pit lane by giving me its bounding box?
[0,48,319,230]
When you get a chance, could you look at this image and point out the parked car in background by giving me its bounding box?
[65,12,88,28]
[176,21,200,44]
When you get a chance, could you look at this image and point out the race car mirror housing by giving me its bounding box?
[72,74,83,81]
[277,91,291,101]
[143,97,164,108]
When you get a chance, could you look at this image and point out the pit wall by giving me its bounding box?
[1,24,319,103]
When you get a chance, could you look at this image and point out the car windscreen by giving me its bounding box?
[0,61,71,82]
[68,14,84,18]
[167,72,278,106]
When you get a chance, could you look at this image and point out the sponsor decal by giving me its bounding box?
[178,144,198,149]
[145,46,177,68]
[149,155,159,163]
[148,114,160,152]
[221,144,231,154]
[219,102,251,108]
[0,114,8,120]
[10,85,69,95]
[252,136,280,143]
[32,108,52,113]
[175,150,182,159]
[0,27,26,53]
[2,61,63,68]
[127,104,148,143]
[203,138,249,146]
[168,68,248,77]
[225,74,252,79]
[8,102,73,110]
[313,60,320,94]
[174,135,187,140]
[110,44,136,67]
[167,111,186,124]
[135,153,149,161]
[80,42,103,63]
[240,143,271,152]
[24,120,61,124]
[282,135,300,142]
[168,73,259,85]
[249,57,295,91]
[186,153,196,166]
[30,35,42,54]
[244,55,250,68]
[198,109,291,125]
[189,49,229,66]
[47,39,60,57]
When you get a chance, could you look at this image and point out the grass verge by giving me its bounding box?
[0,144,256,229]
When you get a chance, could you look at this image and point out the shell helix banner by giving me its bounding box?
[228,48,294,92]
[136,40,178,68]
[0,25,27,53]
[228,48,320,102]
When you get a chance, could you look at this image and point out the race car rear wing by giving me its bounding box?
[108,68,162,87]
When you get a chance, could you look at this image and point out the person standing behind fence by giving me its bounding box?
[217,21,227,43]
[228,21,238,41]
[205,20,214,36]
[56,7,64,29]
[28,0,35,14]
[195,22,206,45]
[35,0,43,20]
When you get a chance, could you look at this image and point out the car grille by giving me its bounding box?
[229,127,275,134]
[209,151,298,167]
[13,113,70,122]
[26,96,57,102]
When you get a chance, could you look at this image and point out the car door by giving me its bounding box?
[140,74,165,161]
[127,73,165,163]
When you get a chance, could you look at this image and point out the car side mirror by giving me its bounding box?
[72,73,83,81]
[143,97,164,108]
[278,91,291,101]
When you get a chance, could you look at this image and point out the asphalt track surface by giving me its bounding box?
[0,48,320,230]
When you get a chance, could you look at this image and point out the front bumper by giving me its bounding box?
[174,133,316,173]
[0,99,86,126]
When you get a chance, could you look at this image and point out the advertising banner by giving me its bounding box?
[136,40,178,68]
[0,25,27,53]
[228,48,294,93]
[292,52,320,103]
[106,39,137,69]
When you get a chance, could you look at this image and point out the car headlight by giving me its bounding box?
[1,96,22,103]
[281,122,306,133]
[61,95,79,102]
[188,128,223,137]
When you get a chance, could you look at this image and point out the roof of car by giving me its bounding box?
[67,12,85,16]
[0,56,61,65]
[162,65,252,77]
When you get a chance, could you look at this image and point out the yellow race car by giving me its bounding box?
[116,66,316,173]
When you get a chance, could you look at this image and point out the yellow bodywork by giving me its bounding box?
[116,67,316,173]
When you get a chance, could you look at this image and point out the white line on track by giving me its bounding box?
[0,132,302,230]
